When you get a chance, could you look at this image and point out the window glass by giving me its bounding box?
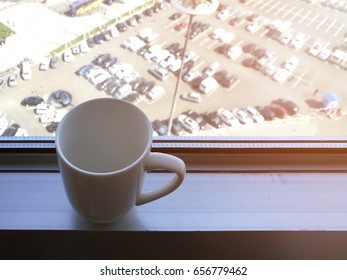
[0,0,346,138]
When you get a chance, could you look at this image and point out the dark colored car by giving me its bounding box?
[204,111,224,129]
[21,96,44,106]
[152,119,168,136]
[242,43,257,53]
[219,74,238,88]
[46,122,59,133]
[229,17,242,26]
[214,44,231,55]
[105,83,120,96]
[49,56,58,69]
[268,104,287,119]
[256,106,277,121]
[169,13,181,20]
[93,33,104,44]
[2,123,20,136]
[272,99,299,116]
[86,37,96,48]
[242,57,257,68]
[138,81,155,95]
[92,53,111,66]
[116,22,127,32]
[213,70,228,84]
[171,118,186,136]
[50,90,72,107]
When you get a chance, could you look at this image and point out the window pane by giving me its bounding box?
[0,0,346,138]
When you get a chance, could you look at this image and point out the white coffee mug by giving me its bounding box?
[55,98,186,223]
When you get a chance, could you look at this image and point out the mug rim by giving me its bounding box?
[55,98,153,176]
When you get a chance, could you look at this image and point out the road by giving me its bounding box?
[0,0,346,136]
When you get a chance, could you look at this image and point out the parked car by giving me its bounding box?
[62,49,73,62]
[244,106,264,123]
[185,110,207,130]
[0,77,4,91]
[50,90,72,107]
[283,56,299,72]
[204,111,224,129]
[152,119,168,136]
[180,92,202,103]
[256,106,277,121]
[2,123,20,136]
[50,56,59,68]
[268,104,287,119]
[271,99,299,116]
[178,114,200,134]
[147,85,165,100]
[40,56,51,70]
[217,108,240,127]
[46,122,59,133]
[233,109,254,125]
[21,96,44,106]
[7,73,18,87]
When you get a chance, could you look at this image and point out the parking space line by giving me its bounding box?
[324,19,337,33]
[298,10,311,24]
[207,40,218,50]
[290,68,308,89]
[334,23,345,37]
[306,13,320,27]
[251,0,262,8]
[274,3,288,16]
[289,8,304,22]
[281,6,296,19]
[199,37,210,46]
[267,1,281,13]
[315,16,328,30]
[258,0,276,10]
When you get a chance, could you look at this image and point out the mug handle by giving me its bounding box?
[136,152,186,205]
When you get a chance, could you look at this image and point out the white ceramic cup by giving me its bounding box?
[55,98,186,223]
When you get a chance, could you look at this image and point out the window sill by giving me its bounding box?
[1,138,347,259]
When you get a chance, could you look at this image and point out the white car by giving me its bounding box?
[35,103,55,115]
[7,73,18,87]
[216,9,230,21]
[289,32,307,49]
[280,32,294,45]
[178,114,200,134]
[79,41,90,53]
[183,69,200,83]
[147,85,165,100]
[318,47,332,60]
[217,108,240,127]
[227,46,243,61]
[245,106,264,123]
[180,92,202,103]
[183,51,199,63]
[0,117,9,135]
[219,32,235,44]
[63,49,73,63]
[308,41,323,56]
[262,64,276,76]
[246,21,261,33]
[233,109,254,125]
[272,68,291,83]
[210,28,225,40]
[39,56,50,71]
[283,56,299,72]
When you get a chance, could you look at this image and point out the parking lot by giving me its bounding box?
[0,0,346,136]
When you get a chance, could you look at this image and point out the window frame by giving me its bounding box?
[2,135,347,172]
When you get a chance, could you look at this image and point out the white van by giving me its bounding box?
[203,62,220,77]
[21,61,32,80]
[227,46,243,61]
[199,77,219,94]
[148,66,169,81]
